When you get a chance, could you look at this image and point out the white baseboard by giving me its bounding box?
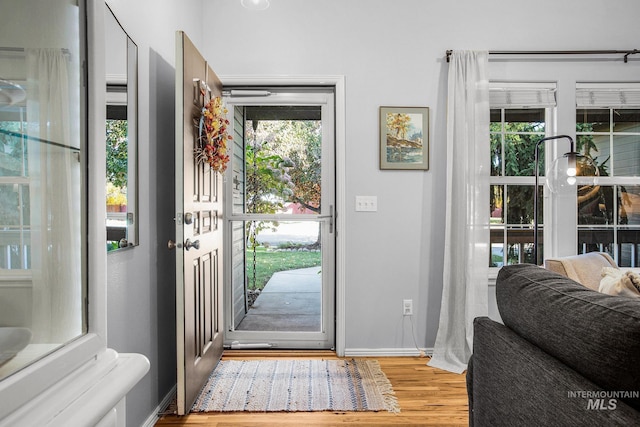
[344,347,433,357]
[141,384,176,427]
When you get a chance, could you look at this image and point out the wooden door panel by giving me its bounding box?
[175,31,224,415]
[188,258,200,359]
[200,166,213,203]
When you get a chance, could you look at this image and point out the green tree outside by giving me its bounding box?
[106,119,128,189]
[244,119,323,291]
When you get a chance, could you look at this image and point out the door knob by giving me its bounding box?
[184,238,200,251]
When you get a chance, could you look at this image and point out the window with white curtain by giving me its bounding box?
[489,82,556,267]
[0,106,30,271]
[0,0,89,398]
[576,83,640,267]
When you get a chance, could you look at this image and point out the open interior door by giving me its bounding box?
[173,31,224,415]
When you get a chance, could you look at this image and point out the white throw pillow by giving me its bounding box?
[599,267,640,298]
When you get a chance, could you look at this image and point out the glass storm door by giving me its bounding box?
[224,88,335,350]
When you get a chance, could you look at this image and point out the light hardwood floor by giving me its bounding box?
[155,351,469,426]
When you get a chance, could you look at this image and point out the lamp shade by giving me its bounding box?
[545,152,599,194]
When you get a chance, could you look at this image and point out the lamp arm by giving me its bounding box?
[535,134,575,155]
[532,134,575,265]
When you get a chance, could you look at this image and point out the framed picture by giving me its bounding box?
[379,106,429,170]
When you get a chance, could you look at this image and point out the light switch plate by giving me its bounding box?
[355,196,377,212]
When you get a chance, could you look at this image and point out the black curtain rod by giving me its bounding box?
[445,49,640,63]
[0,129,79,152]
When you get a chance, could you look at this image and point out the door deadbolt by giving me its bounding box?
[167,239,182,250]
[184,212,193,224]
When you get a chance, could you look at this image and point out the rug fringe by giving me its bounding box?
[364,359,401,413]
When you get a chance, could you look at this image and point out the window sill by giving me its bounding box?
[488,268,498,287]
[0,273,32,286]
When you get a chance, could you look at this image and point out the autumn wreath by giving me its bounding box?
[194,96,231,173]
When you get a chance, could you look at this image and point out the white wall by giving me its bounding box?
[203,0,640,353]
[97,0,640,423]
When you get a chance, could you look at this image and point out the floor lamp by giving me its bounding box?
[533,135,598,265]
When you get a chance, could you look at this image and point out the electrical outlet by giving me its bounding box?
[403,299,413,316]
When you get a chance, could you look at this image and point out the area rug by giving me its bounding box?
[191,359,400,413]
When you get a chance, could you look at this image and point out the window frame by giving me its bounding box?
[575,93,640,266]
[489,81,640,275]
[488,82,557,273]
[0,111,31,274]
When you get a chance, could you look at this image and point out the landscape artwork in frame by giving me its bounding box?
[380,106,429,170]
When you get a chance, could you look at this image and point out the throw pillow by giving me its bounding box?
[599,267,640,297]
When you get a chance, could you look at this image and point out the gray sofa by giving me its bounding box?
[467,263,640,426]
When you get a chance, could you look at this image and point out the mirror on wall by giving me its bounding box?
[0,0,86,381]
[105,3,138,251]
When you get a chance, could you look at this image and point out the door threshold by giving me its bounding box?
[222,349,338,359]
[226,341,274,350]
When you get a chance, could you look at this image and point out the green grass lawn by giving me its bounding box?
[245,246,321,290]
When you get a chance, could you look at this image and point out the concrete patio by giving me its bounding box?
[236,266,322,332]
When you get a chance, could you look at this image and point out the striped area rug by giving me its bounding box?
[191,359,400,413]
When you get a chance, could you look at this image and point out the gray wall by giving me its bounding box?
[104,0,203,425]
[100,0,640,424]
[204,0,640,353]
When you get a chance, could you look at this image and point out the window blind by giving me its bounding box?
[576,83,640,108]
[489,82,557,108]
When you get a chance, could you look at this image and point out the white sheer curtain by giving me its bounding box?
[27,48,82,343]
[428,50,490,374]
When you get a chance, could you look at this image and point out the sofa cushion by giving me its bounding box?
[497,264,640,411]
[544,252,618,291]
[599,267,640,298]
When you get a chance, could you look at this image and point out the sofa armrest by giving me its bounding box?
[470,317,640,427]
[543,252,617,291]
